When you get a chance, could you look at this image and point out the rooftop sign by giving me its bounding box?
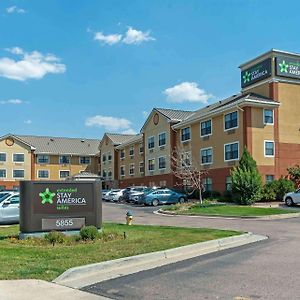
[241,58,272,88]
[275,56,300,79]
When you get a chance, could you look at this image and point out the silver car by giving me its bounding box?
[0,192,20,224]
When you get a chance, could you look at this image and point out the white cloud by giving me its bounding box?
[164,82,213,103]
[142,111,148,118]
[0,99,24,104]
[24,120,32,124]
[94,32,122,45]
[6,6,26,14]
[0,47,66,81]
[85,115,133,132]
[122,128,137,135]
[122,27,155,45]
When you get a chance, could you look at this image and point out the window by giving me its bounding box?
[148,136,155,149]
[264,109,274,124]
[226,176,232,191]
[0,169,6,178]
[129,147,134,157]
[201,148,213,165]
[120,150,125,159]
[224,111,238,130]
[203,178,212,192]
[60,170,70,178]
[158,133,166,146]
[13,170,24,178]
[102,170,107,178]
[108,170,112,178]
[108,153,112,161]
[148,159,155,171]
[265,141,275,157]
[37,155,49,164]
[38,170,49,178]
[266,175,274,183]
[120,166,125,177]
[13,153,24,162]
[59,155,70,164]
[10,196,20,204]
[159,157,166,169]
[139,144,144,154]
[181,152,191,167]
[224,142,239,161]
[80,156,91,164]
[0,153,6,162]
[129,163,135,175]
[201,120,212,136]
[102,154,106,162]
[139,162,144,173]
[181,127,191,142]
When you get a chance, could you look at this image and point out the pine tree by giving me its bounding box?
[231,147,262,205]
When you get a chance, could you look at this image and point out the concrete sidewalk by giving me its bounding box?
[0,280,110,300]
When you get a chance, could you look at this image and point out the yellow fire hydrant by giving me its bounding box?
[126,211,133,225]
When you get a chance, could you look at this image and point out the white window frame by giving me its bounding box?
[120,165,125,177]
[181,151,192,167]
[59,155,70,165]
[37,169,50,179]
[0,152,7,162]
[224,141,239,162]
[181,126,191,143]
[79,156,91,165]
[148,158,155,171]
[264,140,275,157]
[224,110,239,131]
[129,146,135,157]
[158,156,167,170]
[13,153,25,163]
[139,161,144,174]
[158,132,166,147]
[263,108,274,125]
[0,169,7,178]
[120,149,125,160]
[12,169,25,178]
[200,147,213,165]
[139,143,144,154]
[148,136,155,149]
[37,154,49,164]
[200,119,212,137]
[129,163,135,176]
[59,170,70,179]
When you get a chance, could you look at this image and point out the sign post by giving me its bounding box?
[19,180,102,238]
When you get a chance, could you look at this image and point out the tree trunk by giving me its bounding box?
[199,187,203,205]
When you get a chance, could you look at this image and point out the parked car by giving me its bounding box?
[0,192,20,224]
[140,189,187,206]
[130,187,162,204]
[123,186,148,203]
[284,190,300,206]
[107,189,125,202]
[101,189,110,200]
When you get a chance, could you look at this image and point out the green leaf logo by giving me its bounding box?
[39,188,55,204]
[243,71,251,84]
[279,60,289,73]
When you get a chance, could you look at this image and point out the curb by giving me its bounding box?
[156,209,300,220]
[54,232,267,289]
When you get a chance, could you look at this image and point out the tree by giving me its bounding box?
[287,165,300,188]
[171,146,207,204]
[231,147,262,205]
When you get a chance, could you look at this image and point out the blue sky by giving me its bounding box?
[0,0,299,139]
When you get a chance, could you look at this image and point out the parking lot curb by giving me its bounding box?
[155,209,300,220]
[54,232,267,289]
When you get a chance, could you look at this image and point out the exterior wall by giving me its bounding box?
[143,111,172,177]
[34,155,99,180]
[118,141,144,181]
[0,138,32,190]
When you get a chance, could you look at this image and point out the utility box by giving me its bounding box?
[19,180,101,237]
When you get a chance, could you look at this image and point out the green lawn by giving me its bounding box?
[162,203,297,217]
[0,223,240,281]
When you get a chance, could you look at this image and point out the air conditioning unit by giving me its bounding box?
[227,129,236,135]
[160,146,165,150]
[149,149,154,153]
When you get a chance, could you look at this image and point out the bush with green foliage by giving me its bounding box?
[80,226,99,241]
[231,147,262,205]
[287,165,300,188]
[260,178,294,201]
[203,190,221,199]
[44,231,65,246]
[260,182,276,201]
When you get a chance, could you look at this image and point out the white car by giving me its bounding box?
[109,189,125,202]
[284,190,300,206]
[0,192,20,224]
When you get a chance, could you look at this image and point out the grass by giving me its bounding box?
[162,203,297,217]
[0,223,240,281]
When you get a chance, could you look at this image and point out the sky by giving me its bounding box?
[1,0,300,139]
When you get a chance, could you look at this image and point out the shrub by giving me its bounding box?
[203,190,221,199]
[231,147,262,205]
[44,231,65,246]
[260,182,276,202]
[274,178,295,200]
[80,226,99,241]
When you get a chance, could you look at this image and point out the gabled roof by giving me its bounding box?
[172,93,280,129]
[115,134,143,149]
[1,134,101,155]
[102,133,137,146]
[141,108,194,132]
